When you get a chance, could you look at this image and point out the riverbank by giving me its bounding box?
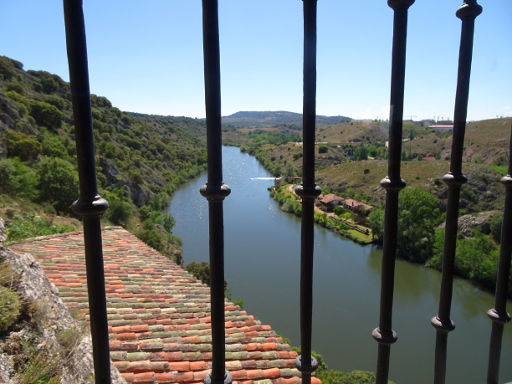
[269,185,373,245]
[170,146,512,383]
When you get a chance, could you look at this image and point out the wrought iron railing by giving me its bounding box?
[61,0,510,383]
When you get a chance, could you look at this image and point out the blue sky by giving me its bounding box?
[1,0,511,121]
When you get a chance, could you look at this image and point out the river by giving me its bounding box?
[168,146,512,384]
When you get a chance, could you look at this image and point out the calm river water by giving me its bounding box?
[169,146,512,384]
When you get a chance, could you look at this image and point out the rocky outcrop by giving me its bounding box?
[457,211,497,237]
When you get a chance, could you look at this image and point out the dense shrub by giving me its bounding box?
[43,94,66,110]
[185,261,211,286]
[185,261,228,293]
[5,81,25,95]
[5,213,75,243]
[318,369,391,384]
[104,189,133,226]
[41,134,70,159]
[0,56,16,80]
[490,213,502,243]
[5,130,42,161]
[370,188,442,263]
[0,285,21,332]
[29,100,63,130]
[0,158,38,199]
[37,157,78,212]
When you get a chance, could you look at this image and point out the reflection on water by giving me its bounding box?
[170,146,512,384]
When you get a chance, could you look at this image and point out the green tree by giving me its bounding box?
[397,188,441,262]
[0,56,16,80]
[368,207,384,242]
[5,130,42,162]
[490,213,502,243]
[0,158,38,199]
[354,145,368,161]
[185,261,228,293]
[37,157,78,212]
[369,188,441,263]
[29,100,63,131]
[104,189,133,226]
[41,134,70,159]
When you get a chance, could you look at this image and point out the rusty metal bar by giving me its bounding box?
[294,1,320,384]
[63,0,111,383]
[372,1,413,383]
[431,2,482,383]
[200,1,232,383]
[486,126,512,384]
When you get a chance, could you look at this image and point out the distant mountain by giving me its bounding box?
[222,111,351,129]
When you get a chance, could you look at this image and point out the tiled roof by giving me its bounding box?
[319,194,343,204]
[10,227,318,384]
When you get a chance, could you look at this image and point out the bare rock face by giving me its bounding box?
[0,217,6,245]
[457,211,495,237]
[0,229,125,384]
[0,352,14,383]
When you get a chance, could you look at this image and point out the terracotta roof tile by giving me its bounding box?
[10,227,313,383]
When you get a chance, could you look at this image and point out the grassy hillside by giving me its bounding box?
[226,116,510,213]
[0,56,207,262]
[222,110,350,129]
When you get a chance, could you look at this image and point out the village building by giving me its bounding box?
[344,198,373,213]
[317,193,343,211]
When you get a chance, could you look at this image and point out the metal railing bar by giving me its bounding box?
[431,2,482,383]
[294,1,321,384]
[200,1,232,383]
[372,1,413,383]
[63,0,111,383]
[486,126,512,384]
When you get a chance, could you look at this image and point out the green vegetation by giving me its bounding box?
[37,157,78,213]
[428,227,511,297]
[185,261,244,308]
[370,188,443,263]
[222,110,512,295]
[0,56,208,262]
[270,186,372,245]
[0,260,21,333]
[4,213,75,243]
[368,189,511,298]
[6,331,62,384]
[0,285,21,332]
[277,334,394,384]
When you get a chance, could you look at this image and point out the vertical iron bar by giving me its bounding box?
[294,1,320,384]
[486,126,512,384]
[431,2,481,383]
[200,1,232,384]
[63,1,111,383]
[372,1,413,383]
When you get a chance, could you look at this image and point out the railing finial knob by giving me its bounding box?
[456,1,482,20]
[387,0,414,11]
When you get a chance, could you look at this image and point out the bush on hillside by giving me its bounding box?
[4,213,75,243]
[29,100,63,131]
[104,189,133,226]
[0,56,16,80]
[490,213,502,244]
[5,130,42,162]
[0,285,21,332]
[0,158,39,199]
[41,134,70,159]
[369,188,441,263]
[37,157,78,213]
